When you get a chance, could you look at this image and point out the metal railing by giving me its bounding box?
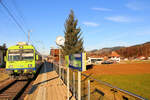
[53,63,146,100]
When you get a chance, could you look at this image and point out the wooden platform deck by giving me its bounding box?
[24,62,75,100]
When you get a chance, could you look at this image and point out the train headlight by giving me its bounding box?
[28,64,32,67]
[9,65,13,68]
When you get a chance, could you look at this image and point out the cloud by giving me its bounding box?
[83,22,99,27]
[91,7,112,11]
[125,1,148,10]
[126,2,141,10]
[135,30,150,36]
[105,16,131,22]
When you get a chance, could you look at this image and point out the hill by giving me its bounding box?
[87,42,150,58]
[87,46,124,57]
[116,42,150,58]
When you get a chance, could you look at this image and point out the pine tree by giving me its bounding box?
[2,43,6,49]
[61,10,84,55]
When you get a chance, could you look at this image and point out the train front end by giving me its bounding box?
[5,42,38,77]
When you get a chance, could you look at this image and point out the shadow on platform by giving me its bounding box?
[28,62,57,94]
[29,76,59,94]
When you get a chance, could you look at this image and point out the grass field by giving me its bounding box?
[93,74,150,99]
[120,60,150,64]
[84,62,150,99]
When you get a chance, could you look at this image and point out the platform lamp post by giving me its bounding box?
[55,36,65,78]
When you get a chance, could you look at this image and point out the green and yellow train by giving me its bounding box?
[5,42,42,78]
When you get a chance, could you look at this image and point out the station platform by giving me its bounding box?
[24,62,75,100]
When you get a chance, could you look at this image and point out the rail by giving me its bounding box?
[0,63,43,100]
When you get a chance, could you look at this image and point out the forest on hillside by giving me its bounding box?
[116,42,150,58]
[87,42,150,58]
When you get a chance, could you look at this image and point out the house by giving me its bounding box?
[109,51,120,62]
[50,49,60,63]
[137,56,146,60]
[47,55,54,63]
[0,46,7,67]
[124,58,128,61]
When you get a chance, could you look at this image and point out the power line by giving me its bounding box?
[0,0,41,53]
[10,0,28,30]
[0,0,28,38]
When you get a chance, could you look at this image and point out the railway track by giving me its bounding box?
[0,79,32,100]
[0,63,43,100]
[0,64,43,100]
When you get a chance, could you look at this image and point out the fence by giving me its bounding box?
[53,63,146,100]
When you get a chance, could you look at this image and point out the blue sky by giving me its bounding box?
[0,0,150,55]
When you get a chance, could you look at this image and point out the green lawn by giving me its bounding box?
[93,74,150,99]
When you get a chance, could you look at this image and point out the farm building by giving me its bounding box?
[138,56,146,60]
[50,49,60,63]
[109,51,120,62]
[0,45,7,67]
[47,55,53,63]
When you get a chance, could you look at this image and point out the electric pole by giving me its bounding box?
[28,30,32,44]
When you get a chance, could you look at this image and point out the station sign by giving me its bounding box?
[65,53,86,72]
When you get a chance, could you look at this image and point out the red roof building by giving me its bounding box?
[110,51,120,57]
[50,49,60,62]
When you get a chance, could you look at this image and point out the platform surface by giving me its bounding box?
[24,62,75,100]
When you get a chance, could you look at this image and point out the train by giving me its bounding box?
[5,42,42,78]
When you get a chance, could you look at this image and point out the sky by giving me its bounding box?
[0,0,150,55]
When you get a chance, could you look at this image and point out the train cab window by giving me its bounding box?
[22,49,34,60]
[8,50,21,61]
[8,54,21,61]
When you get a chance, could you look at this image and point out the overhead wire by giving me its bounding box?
[0,0,28,39]
[0,0,42,53]
[10,0,28,30]
[9,0,40,50]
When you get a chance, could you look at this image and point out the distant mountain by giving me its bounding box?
[87,46,124,56]
[90,49,98,53]
[87,42,150,58]
[116,42,150,58]
[102,46,125,52]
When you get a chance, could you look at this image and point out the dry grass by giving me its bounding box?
[84,62,150,75]
[83,62,150,99]
[0,69,9,82]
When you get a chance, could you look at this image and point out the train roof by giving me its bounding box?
[7,42,42,56]
[8,44,35,50]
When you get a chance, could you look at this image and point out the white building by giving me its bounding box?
[87,57,103,65]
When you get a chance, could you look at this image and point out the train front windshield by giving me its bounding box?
[8,50,21,61]
[22,49,34,60]
[8,49,34,61]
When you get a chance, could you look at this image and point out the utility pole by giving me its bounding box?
[28,30,32,44]
[28,30,30,44]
